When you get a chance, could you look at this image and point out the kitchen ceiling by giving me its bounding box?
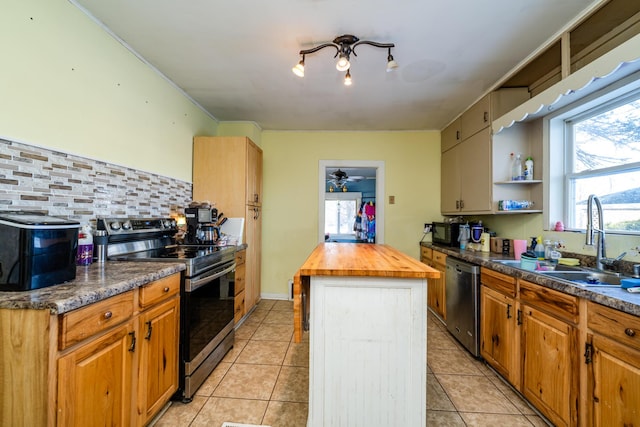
[70,0,599,131]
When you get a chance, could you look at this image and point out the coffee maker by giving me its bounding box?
[184,207,219,244]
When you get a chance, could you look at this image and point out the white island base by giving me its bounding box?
[308,275,427,427]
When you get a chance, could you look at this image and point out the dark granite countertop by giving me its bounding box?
[421,242,640,317]
[0,261,185,315]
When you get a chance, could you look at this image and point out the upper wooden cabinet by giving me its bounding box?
[193,136,263,215]
[441,118,461,153]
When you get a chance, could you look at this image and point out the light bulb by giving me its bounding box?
[336,54,350,72]
[344,70,352,86]
[386,53,398,72]
[292,60,305,77]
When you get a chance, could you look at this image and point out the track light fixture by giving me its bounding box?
[292,34,397,85]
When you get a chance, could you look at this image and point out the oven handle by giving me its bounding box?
[185,262,236,292]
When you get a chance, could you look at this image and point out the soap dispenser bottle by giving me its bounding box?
[534,236,545,260]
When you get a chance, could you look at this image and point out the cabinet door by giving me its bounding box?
[520,304,577,427]
[461,93,491,140]
[57,322,135,427]
[136,297,180,426]
[441,147,460,214]
[480,286,517,385]
[428,261,446,322]
[244,205,262,311]
[458,127,492,213]
[441,118,461,152]
[590,334,640,426]
[246,140,263,206]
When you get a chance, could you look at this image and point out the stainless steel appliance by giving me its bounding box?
[98,217,236,401]
[432,222,461,247]
[445,257,481,357]
[0,211,79,291]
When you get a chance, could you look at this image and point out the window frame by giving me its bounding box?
[324,192,362,239]
[545,71,640,234]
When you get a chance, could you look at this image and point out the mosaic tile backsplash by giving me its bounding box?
[0,138,192,225]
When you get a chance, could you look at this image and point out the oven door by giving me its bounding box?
[181,260,235,398]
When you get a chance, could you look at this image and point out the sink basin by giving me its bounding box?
[493,260,522,267]
[537,270,621,286]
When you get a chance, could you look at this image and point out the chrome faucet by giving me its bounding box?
[586,194,606,270]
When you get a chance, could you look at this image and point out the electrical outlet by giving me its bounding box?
[423,223,432,233]
[389,195,395,204]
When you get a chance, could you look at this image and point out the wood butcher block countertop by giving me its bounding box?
[293,243,439,342]
[299,243,440,279]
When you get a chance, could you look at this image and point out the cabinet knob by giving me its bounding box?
[625,328,636,337]
[163,287,170,293]
[104,311,113,320]
[483,111,489,123]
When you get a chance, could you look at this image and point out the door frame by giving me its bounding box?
[318,160,385,244]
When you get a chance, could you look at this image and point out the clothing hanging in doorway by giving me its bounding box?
[355,201,375,242]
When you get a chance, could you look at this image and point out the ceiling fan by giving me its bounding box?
[327,169,365,192]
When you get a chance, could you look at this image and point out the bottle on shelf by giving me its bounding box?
[524,156,534,180]
[511,153,524,181]
[498,200,534,211]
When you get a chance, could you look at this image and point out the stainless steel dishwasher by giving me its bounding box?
[445,257,481,357]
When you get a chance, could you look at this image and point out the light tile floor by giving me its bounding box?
[153,299,551,427]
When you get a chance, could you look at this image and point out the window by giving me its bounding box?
[324,192,361,238]
[549,79,640,234]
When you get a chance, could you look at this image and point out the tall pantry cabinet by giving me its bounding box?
[193,136,263,316]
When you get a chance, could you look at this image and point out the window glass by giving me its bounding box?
[565,93,640,233]
[324,199,357,235]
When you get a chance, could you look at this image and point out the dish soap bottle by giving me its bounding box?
[534,236,545,260]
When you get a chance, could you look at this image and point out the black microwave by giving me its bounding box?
[432,222,460,247]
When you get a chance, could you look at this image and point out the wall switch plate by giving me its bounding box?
[389,195,395,204]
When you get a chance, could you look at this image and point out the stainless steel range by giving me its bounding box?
[98,217,236,402]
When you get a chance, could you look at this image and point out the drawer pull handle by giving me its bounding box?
[104,311,113,320]
[163,287,170,293]
[625,328,636,337]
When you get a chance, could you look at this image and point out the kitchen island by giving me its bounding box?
[294,243,439,427]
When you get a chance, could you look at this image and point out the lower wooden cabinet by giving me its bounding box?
[520,303,577,427]
[136,297,180,425]
[0,273,184,427]
[587,301,640,426]
[480,285,518,385]
[57,322,135,427]
[234,249,247,323]
[480,269,579,426]
[420,246,446,322]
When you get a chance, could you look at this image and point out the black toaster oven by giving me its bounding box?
[0,211,79,291]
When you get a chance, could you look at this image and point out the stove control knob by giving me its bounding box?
[122,221,132,230]
[110,221,121,231]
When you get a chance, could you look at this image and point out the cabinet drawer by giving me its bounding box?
[588,301,640,351]
[433,250,447,265]
[420,246,432,263]
[519,280,579,324]
[234,290,245,323]
[59,291,134,350]
[480,267,516,297]
[235,249,246,266]
[139,274,180,309]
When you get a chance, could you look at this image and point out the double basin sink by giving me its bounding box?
[494,260,622,287]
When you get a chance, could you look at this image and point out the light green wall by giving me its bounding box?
[260,130,441,296]
[0,0,217,182]
[217,122,262,147]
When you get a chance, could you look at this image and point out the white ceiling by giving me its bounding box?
[71,0,599,131]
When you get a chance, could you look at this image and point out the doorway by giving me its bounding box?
[318,160,385,244]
